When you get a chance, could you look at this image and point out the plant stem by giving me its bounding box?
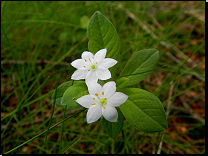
[111,138,115,154]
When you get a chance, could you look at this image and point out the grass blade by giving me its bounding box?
[4,108,86,154]
[59,105,67,153]
[44,78,59,144]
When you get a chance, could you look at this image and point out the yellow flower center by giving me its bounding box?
[91,65,96,69]
[90,63,97,71]
[99,97,107,106]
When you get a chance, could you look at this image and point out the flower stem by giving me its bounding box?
[111,138,115,154]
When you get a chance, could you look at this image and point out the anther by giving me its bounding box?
[95,93,98,96]
[104,98,107,100]
[92,103,96,105]
[103,106,106,109]
[102,92,104,95]
[88,70,90,71]
[93,98,95,100]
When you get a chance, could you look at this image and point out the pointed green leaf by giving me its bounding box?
[120,88,168,132]
[51,81,74,100]
[61,82,88,110]
[51,81,87,110]
[116,77,129,90]
[101,108,123,138]
[120,49,159,86]
[87,11,121,59]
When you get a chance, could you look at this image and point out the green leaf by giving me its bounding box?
[51,81,87,110]
[120,49,159,86]
[101,107,123,138]
[87,11,121,60]
[51,81,74,100]
[116,77,129,90]
[119,88,168,132]
[61,82,88,110]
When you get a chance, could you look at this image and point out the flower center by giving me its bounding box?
[90,63,97,70]
[99,97,107,106]
[91,65,96,69]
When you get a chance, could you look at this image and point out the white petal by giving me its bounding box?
[76,95,96,108]
[71,69,88,80]
[95,69,111,80]
[102,105,118,122]
[87,81,102,97]
[107,92,128,107]
[103,81,116,98]
[87,105,102,123]
[81,51,94,59]
[94,49,106,63]
[71,59,86,69]
[86,71,98,84]
[98,58,117,69]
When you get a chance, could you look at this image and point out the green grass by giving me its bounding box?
[1,1,205,154]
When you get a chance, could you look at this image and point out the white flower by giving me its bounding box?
[76,81,128,123]
[71,49,117,84]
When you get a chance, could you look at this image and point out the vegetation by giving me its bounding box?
[1,1,205,154]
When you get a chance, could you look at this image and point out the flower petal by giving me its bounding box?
[71,59,86,69]
[102,105,118,122]
[95,69,111,80]
[107,92,128,107]
[103,81,116,98]
[87,105,102,123]
[76,95,97,108]
[87,81,102,97]
[86,71,98,84]
[81,51,94,60]
[94,49,106,63]
[98,58,117,69]
[71,69,88,80]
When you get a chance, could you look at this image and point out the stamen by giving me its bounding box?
[103,106,106,109]
[88,70,90,71]
[92,57,94,59]
[92,103,96,105]
[104,98,107,100]
[102,92,104,95]
[83,66,85,67]
[84,59,87,62]
[93,98,95,100]
[96,62,97,64]
[91,64,96,69]
[95,93,98,96]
